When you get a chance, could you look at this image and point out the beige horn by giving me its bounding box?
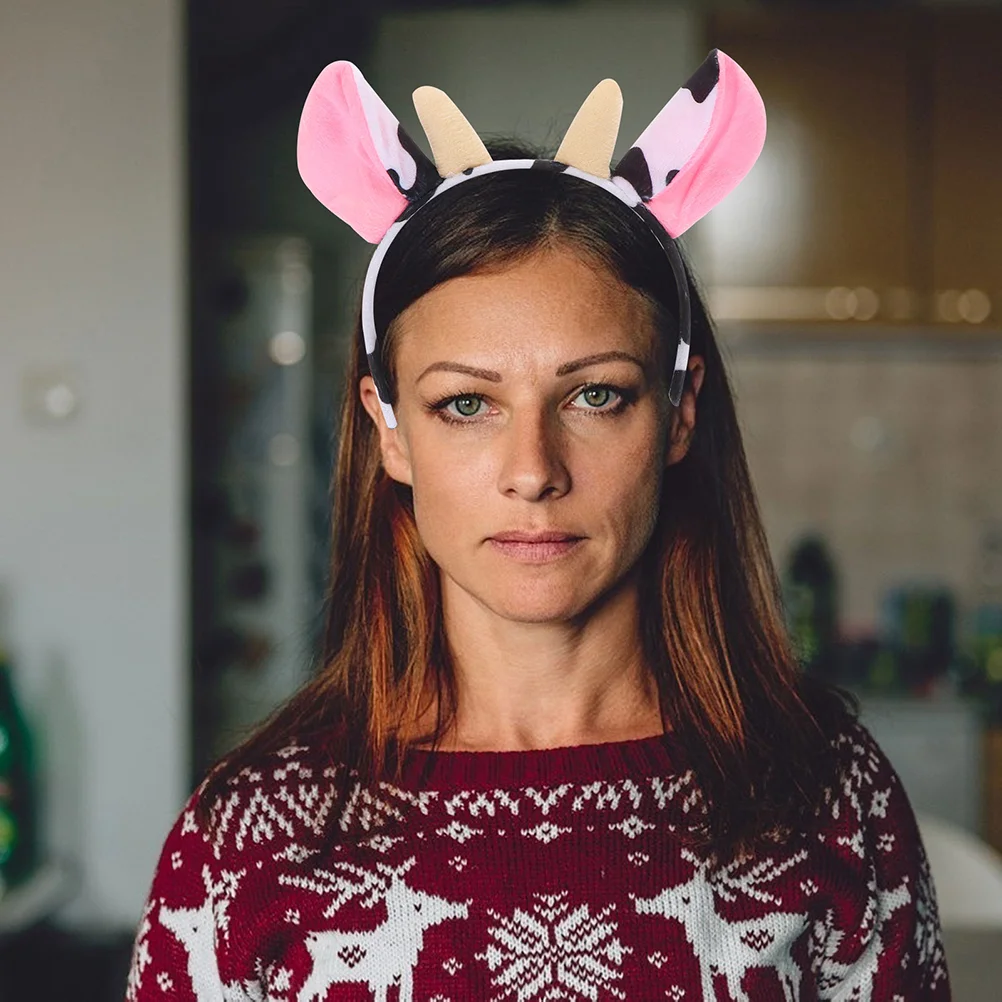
[554,78,623,179]
[412,86,493,178]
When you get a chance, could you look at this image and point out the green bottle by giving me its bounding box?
[782,534,839,679]
[0,647,37,891]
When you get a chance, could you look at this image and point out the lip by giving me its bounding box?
[489,531,582,542]
[489,537,583,563]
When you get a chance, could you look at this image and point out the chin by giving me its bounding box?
[482,578,603,622]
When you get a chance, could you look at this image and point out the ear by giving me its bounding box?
[298,61,441,243]
[665,355,706,468]
[611,50,766,238]
[359,376,413,486]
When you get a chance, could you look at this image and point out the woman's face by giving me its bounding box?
[361,243,703,624]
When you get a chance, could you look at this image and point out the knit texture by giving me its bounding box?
[125,719,950,1001]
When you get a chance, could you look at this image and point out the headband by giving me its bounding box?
[297,51,766,429]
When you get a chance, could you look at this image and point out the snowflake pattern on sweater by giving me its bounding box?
[125,720,950,1001]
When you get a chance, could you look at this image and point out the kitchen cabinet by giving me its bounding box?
[930,7,1002,327]
[703,8,917,321]
[703,7,1002,334]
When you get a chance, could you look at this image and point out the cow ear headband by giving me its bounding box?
[297,51,766,429]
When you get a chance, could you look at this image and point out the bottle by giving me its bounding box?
[0,646,37,891]
[782,534,840,679]
[967,521,1002,724]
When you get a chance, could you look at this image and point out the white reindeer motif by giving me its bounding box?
[632,848,810,1002]
[159,880,226,1002]
[297,856,471,1002]
[159,863,254,1002]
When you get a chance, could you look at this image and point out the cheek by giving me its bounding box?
[407,445,484,542]
[598,439,666,543]
[611,463,663,538]
[413,443,487,494]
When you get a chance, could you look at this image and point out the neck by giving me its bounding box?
[399,568,667,753]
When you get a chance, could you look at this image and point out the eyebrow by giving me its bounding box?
[416,350,646,384]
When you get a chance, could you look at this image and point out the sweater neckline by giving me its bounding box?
[395,730,680,791]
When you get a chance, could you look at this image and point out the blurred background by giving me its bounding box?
[2,0,1002,998]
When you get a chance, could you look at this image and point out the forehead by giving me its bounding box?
[392,246,658,370]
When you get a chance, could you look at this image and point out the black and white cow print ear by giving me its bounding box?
[611,49,767,238]
[298,61,441,243]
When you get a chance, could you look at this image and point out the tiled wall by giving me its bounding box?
[724,348,1002,637]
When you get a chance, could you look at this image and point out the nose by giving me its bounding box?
[497,407,571,500]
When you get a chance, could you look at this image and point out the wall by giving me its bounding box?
[0,0,185,928]
[371,3,702,170]
[729,348,1002,633]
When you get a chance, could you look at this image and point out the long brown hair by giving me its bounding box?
[196,141,859,861]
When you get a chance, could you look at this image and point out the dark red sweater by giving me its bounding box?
[125,720,950,1000]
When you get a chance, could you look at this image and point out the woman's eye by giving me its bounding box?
[431,384,633,424]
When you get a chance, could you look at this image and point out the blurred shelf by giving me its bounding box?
[0,859,79,938]
[718,322,1002,358]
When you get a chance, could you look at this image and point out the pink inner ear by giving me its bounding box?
[297,61,410,244]
[646,51,766,238]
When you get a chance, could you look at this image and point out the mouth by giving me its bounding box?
[487,536,584,563]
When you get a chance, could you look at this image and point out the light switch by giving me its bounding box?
[21,364,82,425]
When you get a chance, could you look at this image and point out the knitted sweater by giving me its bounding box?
[125,720,950,1001]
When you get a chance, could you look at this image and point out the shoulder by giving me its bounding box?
[190,736,347,864]
[128,738,344,1000]
[805,718,952,995]
[819,716,913,839]
[811,715,935,938]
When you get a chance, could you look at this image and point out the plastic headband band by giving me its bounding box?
[361,159,692,430]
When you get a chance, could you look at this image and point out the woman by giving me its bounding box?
[126,55,950,1000]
